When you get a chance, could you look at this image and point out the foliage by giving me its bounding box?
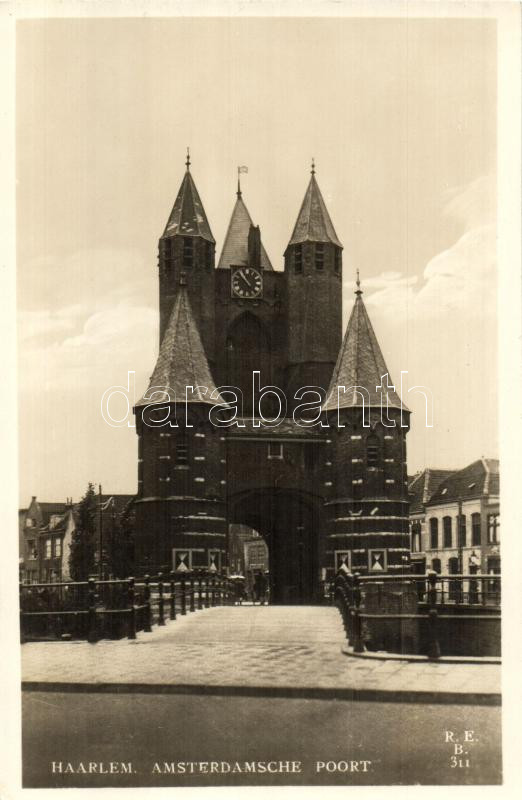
[68,483,97,580]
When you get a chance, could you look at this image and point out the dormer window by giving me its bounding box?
[315,243,324,270]
[183,237,194,267]
[294,245,302,274]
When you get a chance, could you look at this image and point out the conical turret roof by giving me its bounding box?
[163,169,215,243]
[287,173,342,249]
[218,195,273,270]
[136,284,225,408]
[323,287,407,412]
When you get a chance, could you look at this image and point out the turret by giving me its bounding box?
[134,280,228,574]
[321,276,411,578]
[284,162,343,405]
[158,151,216,362]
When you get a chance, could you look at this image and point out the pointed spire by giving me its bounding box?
[218,192,273,270]
[162,165,215,242]
[287,169,342,249]
[323,292,407,412]
[136,284,225,408]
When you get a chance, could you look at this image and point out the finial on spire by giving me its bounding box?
[355,268,362,295]
[185,147,191,171]
[311,157,315,176]
[237,165,248,198]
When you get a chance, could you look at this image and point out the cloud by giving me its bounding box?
[360,175,496,321]
[348,175,498,472]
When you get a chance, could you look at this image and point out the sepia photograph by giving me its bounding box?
[3,0,521,794]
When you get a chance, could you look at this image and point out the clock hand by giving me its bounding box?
[238,269,254,290]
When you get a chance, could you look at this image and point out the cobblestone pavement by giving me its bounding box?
[21,606,500,697]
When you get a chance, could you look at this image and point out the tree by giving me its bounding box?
[69,483,97,580]
[107,500,135,578]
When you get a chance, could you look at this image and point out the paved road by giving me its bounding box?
[22,606,500,698]
[22,691,502,787]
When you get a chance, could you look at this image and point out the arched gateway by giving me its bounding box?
[133,159,411,599]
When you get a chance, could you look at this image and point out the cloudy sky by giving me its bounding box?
[17,16,497,504]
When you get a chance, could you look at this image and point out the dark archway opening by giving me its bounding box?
[229,489,321,604]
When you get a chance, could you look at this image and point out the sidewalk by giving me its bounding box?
[21,605,501,704]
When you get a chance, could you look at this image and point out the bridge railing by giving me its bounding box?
[334,571,501,659]
[19,573,237,643]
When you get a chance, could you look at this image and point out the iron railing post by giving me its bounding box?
[127,577,136,640]
[144,574,152,632]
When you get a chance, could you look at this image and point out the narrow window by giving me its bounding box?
[205,241,213,270]
[431,558,441,573]
[458,514,467,547]
[176,443,189,465]
[55,538,62,558]
[45,538,52,559]
[315,242,324,270]
[411,521,422,553]
[471,512,481,546]
[334,248,341,274]
[443,516,452,548]
[183,237,194,267]
[268,442,283,460]
[294,244,302,274]
[429,518,438,549]
[366,433,380,465]
[487,514,499,544]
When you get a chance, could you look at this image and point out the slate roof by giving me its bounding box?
[408,469,456,515]
[217,195,273,270]
[287,174,342,249]
[323,291,407,411]
[428,459,499,505]
[136,285,226,408]
[38,502,68,528]
[163,169,215,243]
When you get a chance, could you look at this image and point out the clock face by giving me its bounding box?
[231,267,263,299]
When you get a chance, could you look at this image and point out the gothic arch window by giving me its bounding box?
[226,312,272,415]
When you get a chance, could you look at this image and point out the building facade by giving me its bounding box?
[408,459,500,576]
[133,158,411,602]
[19,497,75,583]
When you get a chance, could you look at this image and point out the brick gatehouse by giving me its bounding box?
[133,157,411,602]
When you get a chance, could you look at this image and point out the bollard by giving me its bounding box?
[189,576,196,612]
[127,577,137,640]
[87,578,98,644]
[181,577,187,615]
[169,571,176,621]
[352,607,363,653]
[157,573,165,626]
[144,575,152,632]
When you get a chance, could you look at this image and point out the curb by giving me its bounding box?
[21,681,501,706]
[342,645,502,665]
